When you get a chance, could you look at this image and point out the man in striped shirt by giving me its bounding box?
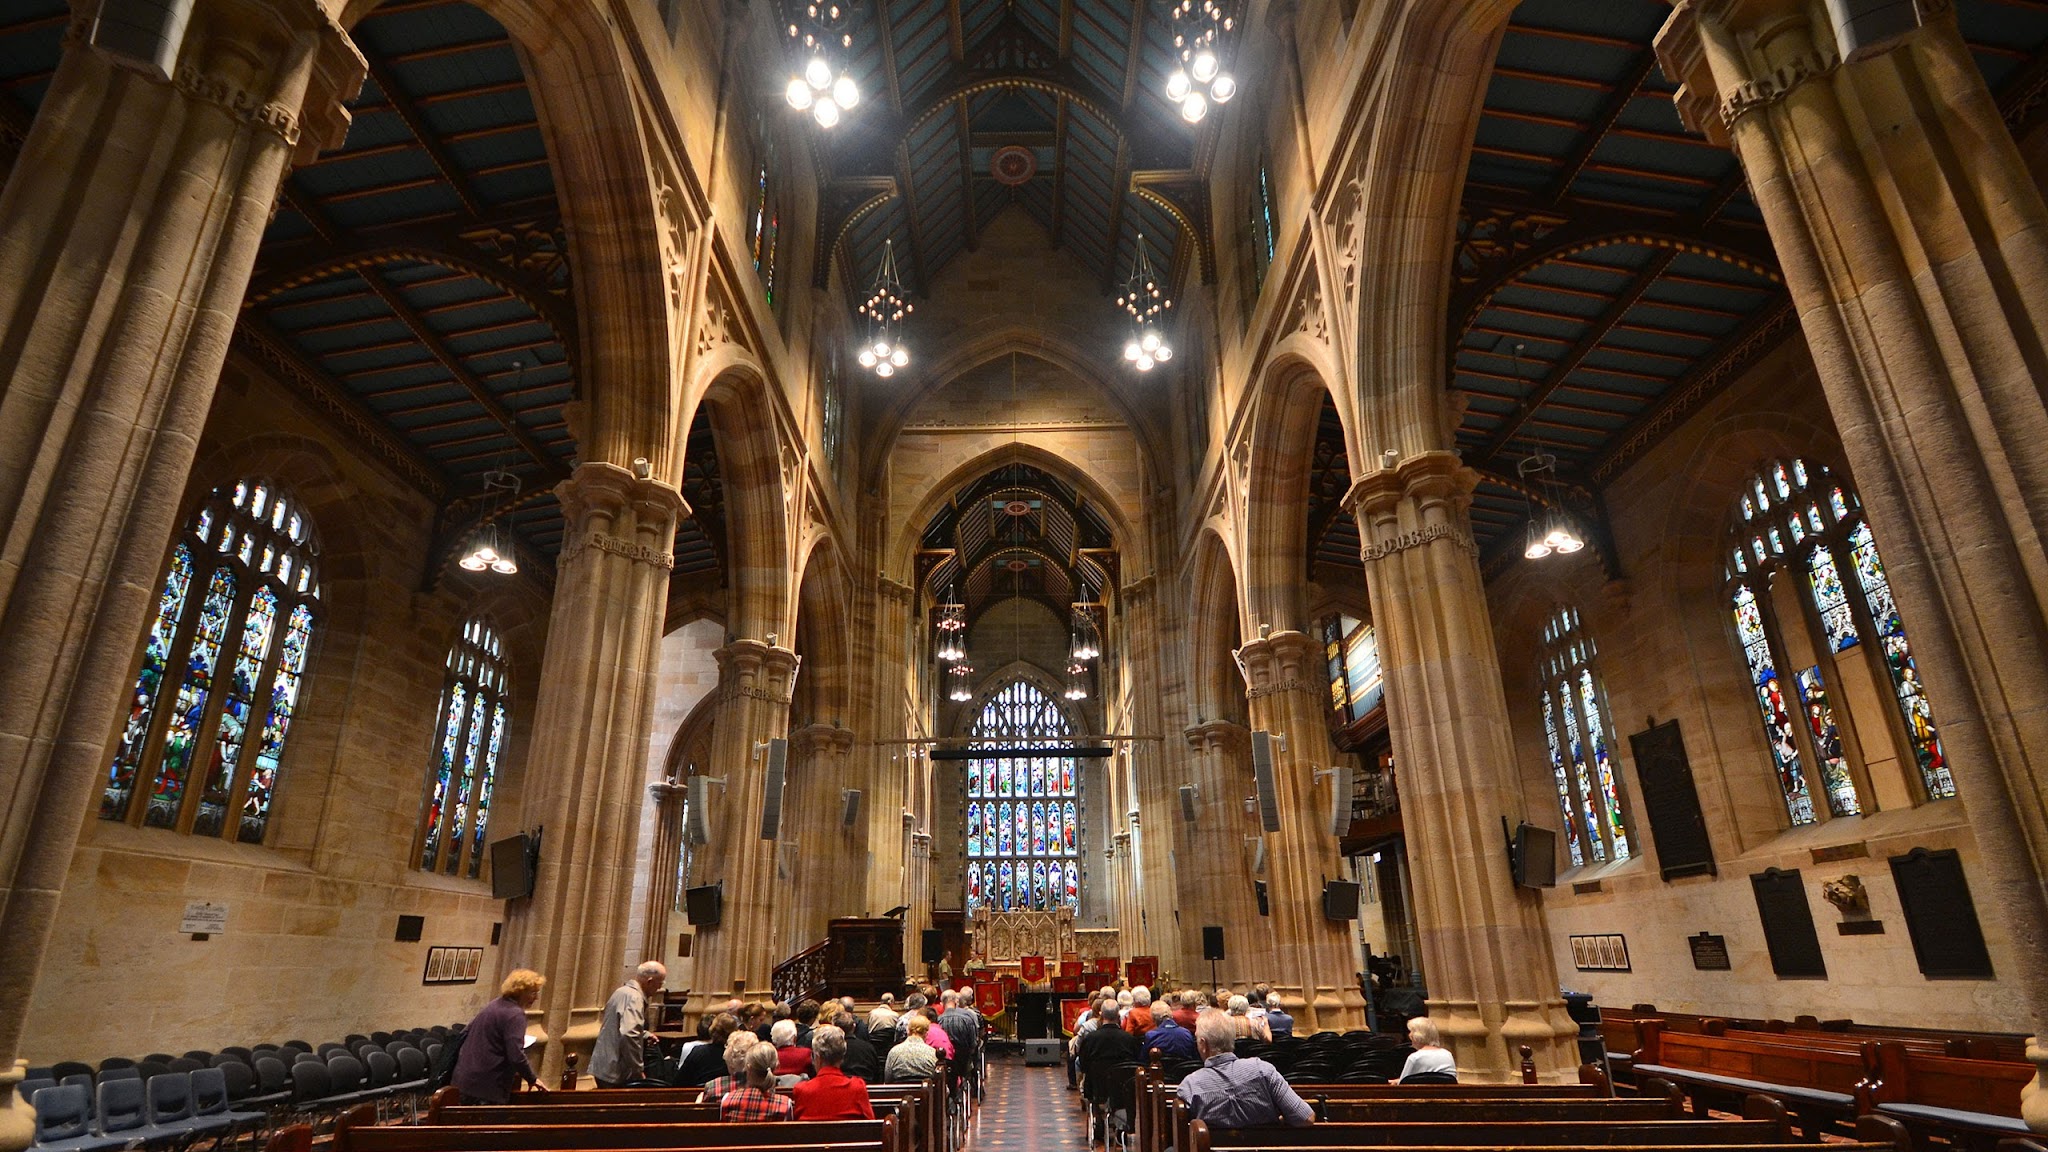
[1174,1009,1314,1129]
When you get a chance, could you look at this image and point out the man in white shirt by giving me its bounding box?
[867,993,899,1034]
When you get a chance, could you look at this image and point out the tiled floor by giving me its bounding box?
[965,1054,1096,1151]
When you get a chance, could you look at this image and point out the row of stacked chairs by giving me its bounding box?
[21,1025,466,1151]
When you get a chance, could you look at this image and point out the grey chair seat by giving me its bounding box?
[1878,1102,2030,1135]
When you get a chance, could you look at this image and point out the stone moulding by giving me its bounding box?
[1360,522,1477,564]
[563,530,674,569]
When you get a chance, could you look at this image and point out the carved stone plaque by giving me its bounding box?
[1628,719,1716,880]
[1750,867,1826,979]
[1889,847,1994,979]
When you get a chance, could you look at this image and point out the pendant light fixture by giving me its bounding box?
[1517,451,1585,560]
[1117,235,1173,372]
[935,585,966,662]
[784,0,859,127]
[1165,0,1236,123]
[948,661,974,702]
[457,466,522,575]
[858,239,913,377]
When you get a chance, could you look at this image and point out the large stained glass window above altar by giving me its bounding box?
[966,680,1081,913]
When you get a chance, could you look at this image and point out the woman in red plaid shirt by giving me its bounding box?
[697,1030,762,1103]
[720,1042,793,1122]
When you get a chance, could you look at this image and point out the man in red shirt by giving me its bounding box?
[789,1026,874,1121]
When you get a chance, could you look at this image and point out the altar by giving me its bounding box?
[966,907,1120,979]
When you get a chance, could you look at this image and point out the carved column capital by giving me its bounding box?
[788,723,856,757]
[1235,631,1324,700]
[715,639,800,704]
[1184,720,1251,753]
[557,461,689,569]
[1343,452,1480,566]
[878,576,915,604]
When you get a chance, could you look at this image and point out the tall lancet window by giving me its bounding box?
[420,618,512,878]
[102,480,320,843]
[1537,607,1630,867]
[965,680,1082,913]
[1725,459,1954,827]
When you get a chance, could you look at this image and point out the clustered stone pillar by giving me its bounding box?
[687,639,800,1008]
[1180,722,1257,986]
[498,463,682,1081]
[1656,1,2048,1124]
[1235,634,1369,1032]
[778,723,857,955]
[0,3,360,1143]
[1349,452,1578,1082]
[637,779,688,966]
[1119,576,1179,968]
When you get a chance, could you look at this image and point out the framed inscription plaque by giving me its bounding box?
[1890,847,1993,979]
[1751,868,1826,979]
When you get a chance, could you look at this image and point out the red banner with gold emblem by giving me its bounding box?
[1019,954,1046,983]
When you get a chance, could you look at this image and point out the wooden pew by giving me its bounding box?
[1632,1021,1878,1136]
[333,1107,904,1152]
[1182,1112,1915,1152]
[1154,1083,1687,1152]
[1191,1120,1790,1146]
[422,1085,937,1152]
[1867,1048,2035,1152]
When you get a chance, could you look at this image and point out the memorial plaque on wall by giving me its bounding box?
[1750,867,1826,978]
[1687,932,1731,971]
[1889,847,1994,979]
[1628,719,1716,880]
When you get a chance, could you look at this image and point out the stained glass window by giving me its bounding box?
[750,129,781,308]
[1725,459,1956,818]
[1321,614,1385,726]
[102,481,320,841]
[1536,607,1631,865]
[419,618,513,878]
[964,680,1082,912]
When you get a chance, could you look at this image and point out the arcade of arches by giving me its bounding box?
[3,0,2048,1139]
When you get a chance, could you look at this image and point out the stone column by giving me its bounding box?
[0,3,359,1143]
[1180,721,1259,986]
[779,723,857,954]
[685,639,800,1007]
[1657,2,2048,1123]
[1120,576,1180,970]
[1234,633,1369,1032]
[636,779,687,965]
[497,464,682,1081]
[1348,452,1577,1082]
[869,578,917,964]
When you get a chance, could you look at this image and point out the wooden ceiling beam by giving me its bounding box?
[895,142,936,294]
[361,266,566,482]
[874,0,905,113]
[1051,96,1069,246]
[362,54,482,217]
[1098,138,1131,292]
[957,101,979,251]
[1473,248,1678,467]
[1545,47,1657,203]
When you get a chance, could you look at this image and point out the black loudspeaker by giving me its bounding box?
[759,738,789,841]
[921,929,945,964]
[1255,880,1270,918]
[685,883,723,927]
[395,914,424,943]
[1202,926,1226,961]
[1323,880,1362,921]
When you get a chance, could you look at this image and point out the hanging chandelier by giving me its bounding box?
[783,0,859,127]
[1070,597,1100,661]
[457,467,522,575]
[858,239,913,376]
[1117,235,1173,372]
[1064,660,1088,701]
[948,661,974,702]
[1165,0,1236,123]
[1517,452,1585,560]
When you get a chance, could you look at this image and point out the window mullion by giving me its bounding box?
[1758,575,1834,825]
[177,584,255,835]
[127,553,215,827]
[220,603,294,841]
[453,692,496,876]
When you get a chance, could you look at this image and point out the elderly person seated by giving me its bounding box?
[884,1014,941,1082]
[790,1025,875,1120]
[1256,985,1294,1040]
[1176,1008,1313,1129]
[1143,1007,1198,1063]
[770,1018,813,1079]
[1123,986,1156,1034]
[1076,997,1141,1105]
[915,1008,955,1060]
[1226,994,1272,1042]
[699,1031,762,1103]
[677,1013,739,1087]
[719,1041,793,1122]
[868,994,899,1034]
[1398,1018,1456,1083]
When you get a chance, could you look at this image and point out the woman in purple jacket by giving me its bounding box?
[453,969,550,1102]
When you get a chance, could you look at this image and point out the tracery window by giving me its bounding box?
[1537,607,1630,867]
[750,133,781,308]
[1321,614,1383,726]
[419,618,511,878]
[1247,157,1276,303]
[1725,459,1954,827]
[964,680,1082,913]
[101,481,320,843]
